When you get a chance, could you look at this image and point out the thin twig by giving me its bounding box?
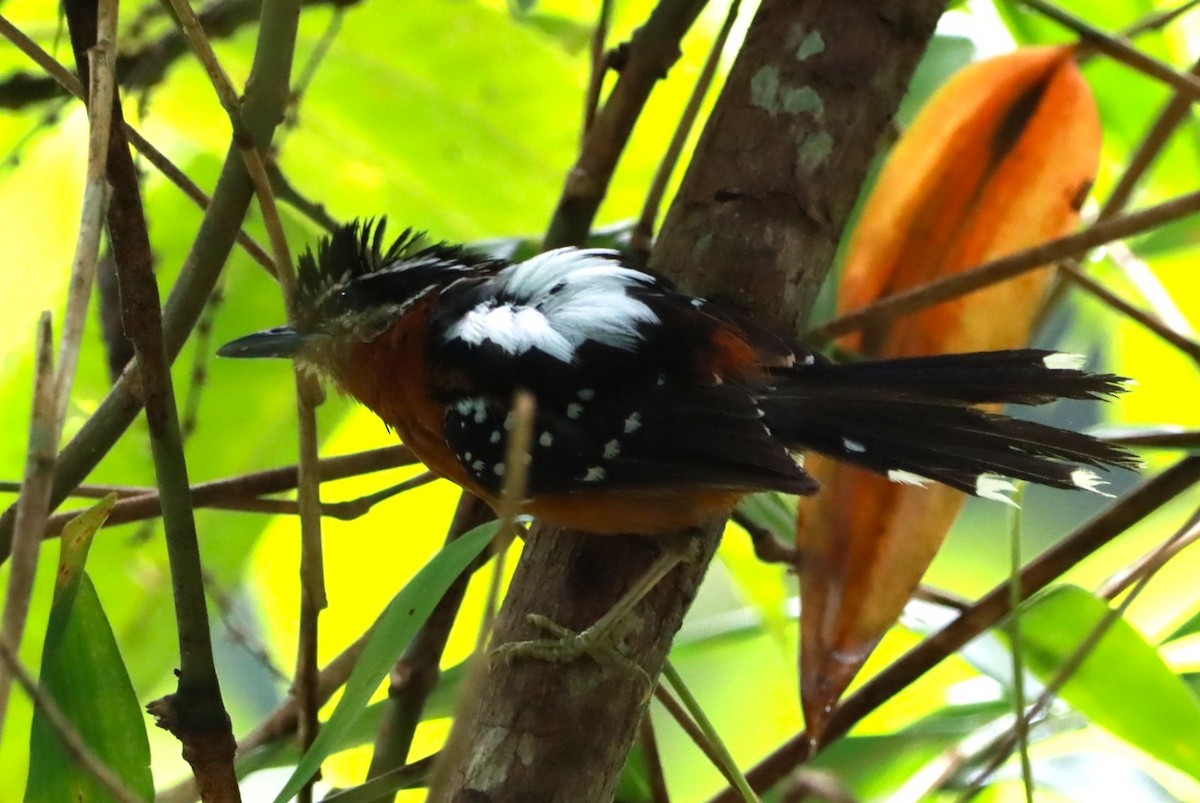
[1119,0,1200,40]
[56,2,117,428]
[812,188,1200,340]
[1102,55,1200,218]
[1034,53,1200,335]
[642,714,672,803]
[39,445,417,538]
[582,0,614,136]
[1005,489,1035,803]
[0,481,150,499]
[267,159,340,234]
[1098,505,1200,600]
[654,683,738,789]
[293,379,325,803]
[0,316,57,729]
[0,15,275,274]
[1060,261,1200,362]
[1019,0,1200,103]
[663,660,760,802]
[1096,427,1200,450]
[478,390,537,648]
[0,639,143,803]
[730,508,800,565]
[544,0,711,248]
[632,0,742,256]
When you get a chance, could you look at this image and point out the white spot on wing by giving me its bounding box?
[582,466,606,482]
[976,474,1020,507]
[887,469,929,487]
[1071,468,1114,497]
[494,463,506,476]
[624,412,642,433]
[603,439,621,459]
[843,438,866,453]
[567,403,583,420]
[1043,352,1086,370]
[539,431,554,447]
[578,388,595,400]
[489,431,501,444]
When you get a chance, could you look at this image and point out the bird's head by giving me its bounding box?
[218,218,497,373]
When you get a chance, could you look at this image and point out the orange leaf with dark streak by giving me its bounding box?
[797,45,1101,740]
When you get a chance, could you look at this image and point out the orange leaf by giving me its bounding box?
[797,45,1100,739]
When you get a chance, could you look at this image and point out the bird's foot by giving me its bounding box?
[492,613,650,686]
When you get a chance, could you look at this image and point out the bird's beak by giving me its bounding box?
[218,326,312,359]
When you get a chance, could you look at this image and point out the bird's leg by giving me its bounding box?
[492,532,702,677]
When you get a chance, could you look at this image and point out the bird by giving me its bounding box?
[219,219,1139,539]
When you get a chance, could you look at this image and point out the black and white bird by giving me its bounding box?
[219,219,1138,534]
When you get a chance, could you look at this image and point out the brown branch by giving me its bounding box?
[0,316,57,726]
[61,0,239,793]
[632,0,743,257]
[654,684,737,789]
[1096,427,1200,450]
[37,445,415,538]
[715,457,1200,800]
[642,714,672,803]
[543,0,710,248]
[812,187,1200,341]
[438,3,947,799]
[1019,0,1200,103]
[581,0,614,136]
[1061,260,1200,362]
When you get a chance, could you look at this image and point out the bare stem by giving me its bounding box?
[0,316,57,732]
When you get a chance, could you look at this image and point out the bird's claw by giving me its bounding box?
[492,614,650,687]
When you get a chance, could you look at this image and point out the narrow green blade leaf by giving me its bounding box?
[274,521,496,803]
[1018,585,1200,781]
[27,493,152,801]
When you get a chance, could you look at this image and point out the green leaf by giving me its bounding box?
[274,521,497,803]
[1017,585,1200,781]
[26,495,154,802]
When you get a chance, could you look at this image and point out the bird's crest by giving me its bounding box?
[296,218,424,310]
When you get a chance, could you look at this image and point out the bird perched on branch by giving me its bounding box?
[220,219,1137,535]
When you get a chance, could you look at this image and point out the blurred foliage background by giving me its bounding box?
[1,0,1199,800]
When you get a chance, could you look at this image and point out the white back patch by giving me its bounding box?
[442,249,660,362]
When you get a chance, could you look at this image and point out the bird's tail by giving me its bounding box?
[760,349,1140,502]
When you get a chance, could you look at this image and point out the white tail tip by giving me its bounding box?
[1072,468,1115,498]
[1043,352,1087,370]
[976,474,1020,507]
[888,469,930,487]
